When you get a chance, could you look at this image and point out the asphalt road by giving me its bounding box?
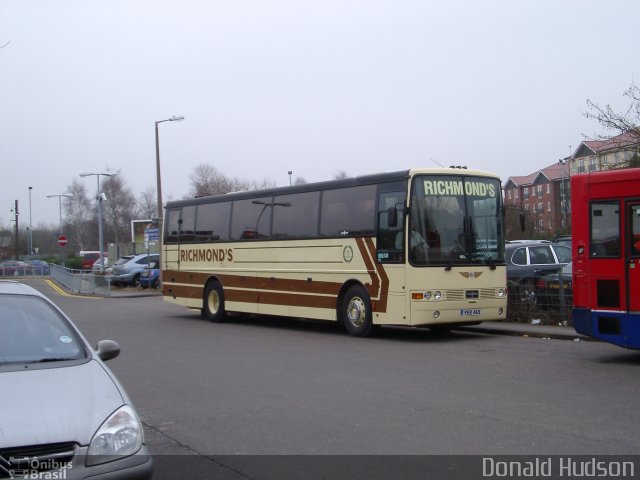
[23,280,640,479]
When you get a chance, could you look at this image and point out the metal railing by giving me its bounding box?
[507,277,573,325]
[50,264,112,296]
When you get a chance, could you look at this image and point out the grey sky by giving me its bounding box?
[1,0,638,227]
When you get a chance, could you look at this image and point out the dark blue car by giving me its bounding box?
[138,265,160,289]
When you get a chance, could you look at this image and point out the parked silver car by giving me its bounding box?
[0,280,153,478]
[110,254,159,287]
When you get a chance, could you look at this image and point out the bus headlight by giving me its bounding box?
[424,291,432,300]
[434,291,442,300]
[433,311,440,319]
[497,288,506,297]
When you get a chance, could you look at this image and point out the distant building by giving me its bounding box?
[568,130,640,175]
[503,162,571,237]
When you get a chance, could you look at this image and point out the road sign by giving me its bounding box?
[57,235,68,247]
[144,227,160,242]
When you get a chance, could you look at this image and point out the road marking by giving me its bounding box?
[45,279,100,299]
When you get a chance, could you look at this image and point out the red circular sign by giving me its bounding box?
[57,235,68,247]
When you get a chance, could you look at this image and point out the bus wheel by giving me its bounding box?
[204,281,227,323]
[341,285,374,337]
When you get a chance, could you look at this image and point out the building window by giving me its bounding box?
[578,160,585,173]
[547,201,551,212]
[547,184,550,194]
[524,188,529,200]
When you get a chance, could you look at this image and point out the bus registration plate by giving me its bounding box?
[460,309,481,317]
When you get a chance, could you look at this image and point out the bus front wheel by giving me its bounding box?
[341,285,374,337]
[203,281,227,323]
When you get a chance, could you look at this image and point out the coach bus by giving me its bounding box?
[572,167,640,349]
[161,167,507,336]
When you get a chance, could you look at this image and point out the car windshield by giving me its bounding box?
[0,294,86,365]
[408,175,505,266]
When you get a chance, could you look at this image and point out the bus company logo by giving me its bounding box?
[460,271,483,279]
[343,246,354,263]
[422,179,497,198]
[180,248,233,263]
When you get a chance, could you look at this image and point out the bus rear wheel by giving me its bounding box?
[203,281,227,323]
[340,285,374,337]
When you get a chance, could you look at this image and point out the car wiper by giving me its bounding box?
[28,357,76,364]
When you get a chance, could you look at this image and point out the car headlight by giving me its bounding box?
[87,405,144,466]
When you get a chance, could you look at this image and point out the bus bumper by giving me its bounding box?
[573,308,640,350]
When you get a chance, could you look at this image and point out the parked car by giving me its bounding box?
[554,235,572,248]
[25,259,51,275]
[536,261,573,308]
[0,260,29,277]
[110,254,159,287]
[505,241,572,303]
[138,263,160,289]
[80,251,106,271]
[0,280,153,478]
[91,257,110,274]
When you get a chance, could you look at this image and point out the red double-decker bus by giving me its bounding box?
[572,167,640,349]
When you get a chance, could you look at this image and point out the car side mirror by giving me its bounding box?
[96,339,120,362]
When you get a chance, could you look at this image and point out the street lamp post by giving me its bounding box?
[11,200,19,260]
[288,171,292,186]
[155,115,185,223]
[28,186,33,257]
[155,115,184,280]
[80,173,116,273]
[46,193,73,235]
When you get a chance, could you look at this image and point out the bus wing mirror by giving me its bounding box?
[388,207,398,228]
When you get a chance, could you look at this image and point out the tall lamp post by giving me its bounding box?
[46,193,73,235]
[155,115,185,223]
[28,186,33,257]
[155,115,184,278]
[80,172,116,273]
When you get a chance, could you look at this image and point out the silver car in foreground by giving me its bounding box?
[0,280,153,479]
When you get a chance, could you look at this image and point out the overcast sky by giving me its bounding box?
[1,0,638,227]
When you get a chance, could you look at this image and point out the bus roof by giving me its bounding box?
[166,167,501,209]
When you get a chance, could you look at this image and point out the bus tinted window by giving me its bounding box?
[320,185,376,237]
[231,197,272,240]
[165,208,180,243]
[180,205,197,242]
[590,202,620,257]
[272,192,320,239]
[195,202,231,242]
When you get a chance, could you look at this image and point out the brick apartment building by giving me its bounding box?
[503,162,571,238]
[503,130,640,239]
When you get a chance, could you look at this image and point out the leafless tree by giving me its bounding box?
[293,177,307,185]
[585,83,640,141]
[101,174,140,245]
[249,178,277,190]
[188,164,247,196]
[138,187,157,220]
[63,179,92,251]
[333,169,349,180]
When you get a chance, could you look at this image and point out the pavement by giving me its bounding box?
[102,284,584,341]
[457,320,584,342]
[35,277,583,342]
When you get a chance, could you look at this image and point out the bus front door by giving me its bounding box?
[627,203,640,314]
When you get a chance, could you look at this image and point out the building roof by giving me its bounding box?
[574,130,640,158]
[503,162,569,189]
